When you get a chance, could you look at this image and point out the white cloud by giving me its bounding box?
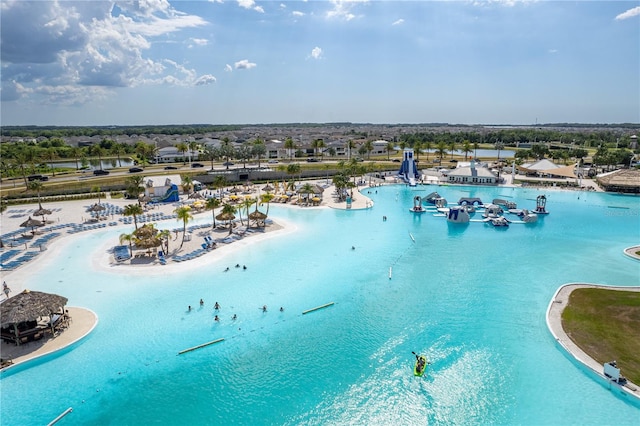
[326,0,369,21]
[237,0,264,13]
[234,59,257,69]
[292,11,305,17]
[615,6,640,20]
[310,47,323,60]
[392,18,404,26]
[225,64,233,72]
[0,1,210,105]
[195,74,217,85]
[548,49,558,54]
[190,38,209,46]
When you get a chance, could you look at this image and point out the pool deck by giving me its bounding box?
[546,283,640,401]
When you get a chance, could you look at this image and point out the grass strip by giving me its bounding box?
[562,288,640,384]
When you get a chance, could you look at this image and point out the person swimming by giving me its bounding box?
[214,302,220,310]
[262,305,267,312]
[232,314,237,320]
[199,299,204,306]
[214,315,219,322]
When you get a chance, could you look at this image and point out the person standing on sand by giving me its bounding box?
[3,282,10,298]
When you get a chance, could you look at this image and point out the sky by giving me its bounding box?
[1,0,639,126]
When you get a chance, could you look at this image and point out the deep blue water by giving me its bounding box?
[1,184,639,425]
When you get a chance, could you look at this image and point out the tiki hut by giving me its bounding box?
[1,290,68,345]
[596,169,640,194]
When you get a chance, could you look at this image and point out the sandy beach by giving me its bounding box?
[0,181,373,368]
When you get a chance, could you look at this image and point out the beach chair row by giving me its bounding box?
[67,223,108,233]
[0,251,40,270]
[31,232,61,248]
[172,248,209,262]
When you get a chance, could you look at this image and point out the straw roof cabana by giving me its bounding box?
[596,169,640,194]
[1,290,67,327]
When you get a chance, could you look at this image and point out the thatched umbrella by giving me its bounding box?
[134,236,163,256]
[20,216,44,234]
[189,192,203,199]
[133,224,158,239]
[1,289,68,342]
[88,203,106,219]
[262,184,275,192]
[248,210,267,227]
[33,206,53,223]
[311,184,325,194]
[216,211,236,234]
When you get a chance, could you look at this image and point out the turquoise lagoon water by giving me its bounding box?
[1,185,639,425]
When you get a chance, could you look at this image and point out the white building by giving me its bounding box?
[156,147,199,163]
[143,174,183,199]
[446,160,498,185]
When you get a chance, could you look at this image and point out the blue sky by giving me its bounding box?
[1,0,639,126]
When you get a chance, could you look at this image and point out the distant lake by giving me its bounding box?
[420,149,515,158]
[48,158,135,170]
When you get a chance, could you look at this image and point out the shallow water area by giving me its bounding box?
[1,184,639,425]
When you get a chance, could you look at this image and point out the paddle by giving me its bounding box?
[411,351,432,365]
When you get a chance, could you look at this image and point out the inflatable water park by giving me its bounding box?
[409,192,549,228]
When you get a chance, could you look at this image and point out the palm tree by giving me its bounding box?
[386,142,395,160]
[212,175,227,199]
[123,204,143,230]
[188,141,199,165]
[176,142,189,165]
[462,140,473,160]
[436,142,447,163]
[260,192,275,217]
[126,175,144,204]
[238,198,255,226]
[217,203,237,235]
[346,139,356,160]
[111,143,127,167]
[119,232,135,256]
[448,140,456,159]
[27,180,44,208]
[286,163,301,191]
[90,145,106,171]
[43,147,58,177]
[91,185,102,204]
[424,140,432,162]
[174,205,193,249]
[158,229,171,255]
[180,174,193,195]
[284,137,296,161]
[205,197,221,229]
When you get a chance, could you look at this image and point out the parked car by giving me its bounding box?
[164,166,178,170]
[191,163,204,168]
[27,174,49,181]
[93,169,110,176]
[222,161,234,166]
[268,159,279,164]
[392,159,401,163]
[129,167,143,173]
[306,158,319,162]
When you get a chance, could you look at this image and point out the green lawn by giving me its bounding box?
[562,288,640,384]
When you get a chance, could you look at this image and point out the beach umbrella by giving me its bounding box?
[311,184,325,194]
[20,216,44,234]
[248,210,267,227]
[33,206,52,223]
[0,289,68,327]
[189,192,203,199]
[88,203,106,212]
[262,184,274,192]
